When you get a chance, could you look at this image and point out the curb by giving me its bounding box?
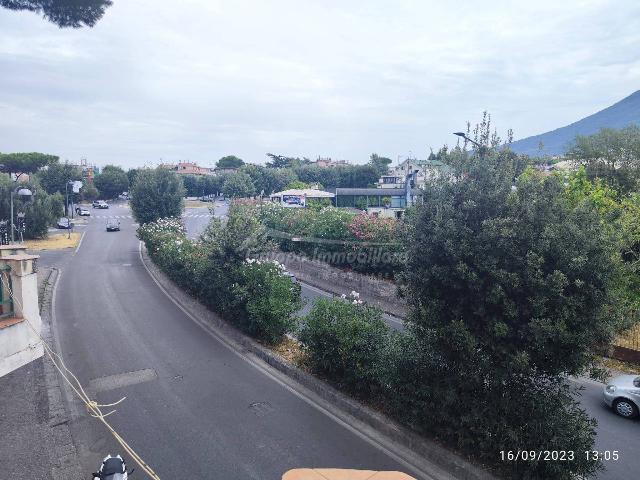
[140,244,496,480]
[40,268,83,480]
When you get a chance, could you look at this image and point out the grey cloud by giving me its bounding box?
[1,0,640,167]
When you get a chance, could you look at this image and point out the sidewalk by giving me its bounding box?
[0,356,57,479]
[0,267,82,480]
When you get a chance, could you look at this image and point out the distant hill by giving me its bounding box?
[509,90,640,157]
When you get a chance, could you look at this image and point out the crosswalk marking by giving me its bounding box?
[88,213,212,220]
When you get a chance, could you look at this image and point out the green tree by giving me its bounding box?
[0,152,58,180]
[265,153,310,169]
[368,153,392,176]
[398,134,619,477]
[222,172,255,198]
[567,125,640,194]
[294,164,378,188]
[560,166,640,332]
[35,162,82,195]
[240,164,296,195]
[130,168,185,224]
[94,165,129,199]
[216,155,244,169]
[284,180,309,190]
[0,0,112,28]
[0,176,63,239]
[80,182,99,201]
[202,174,225,196]
[127,168,140,189]
[181,175,200,197]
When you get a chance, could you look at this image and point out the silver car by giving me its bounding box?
[603,375,640,418]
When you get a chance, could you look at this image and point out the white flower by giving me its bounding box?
[340,294,347,299]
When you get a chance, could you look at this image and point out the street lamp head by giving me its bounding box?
[453,132,467,138]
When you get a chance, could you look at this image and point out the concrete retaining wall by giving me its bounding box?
[271,252,408,318]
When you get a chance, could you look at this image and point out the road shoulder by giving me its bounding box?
[39,267,84,479]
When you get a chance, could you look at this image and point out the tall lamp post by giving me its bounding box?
[65,180,83,218]
[453,131,484,151]
[10,187,33,243]
[453,131,489,162]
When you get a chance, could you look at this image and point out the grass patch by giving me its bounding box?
[270,336,309,369]
[25,232,81,250]
[184,200,212,209]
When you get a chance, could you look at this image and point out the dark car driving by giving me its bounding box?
[106,219,120,232]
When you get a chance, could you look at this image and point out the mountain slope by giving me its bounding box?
[510,90,640,157]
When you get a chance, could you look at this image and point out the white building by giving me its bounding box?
[0,245,42,378]
[378,158,453,189]
[270,189,335,208]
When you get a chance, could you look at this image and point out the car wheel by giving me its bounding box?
[613,398,639,418]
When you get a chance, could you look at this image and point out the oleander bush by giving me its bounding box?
[299,293,389,394]
[232,259,302,344]
[138,213,300,344]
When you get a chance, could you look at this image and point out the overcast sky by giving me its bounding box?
[1,0,639,169]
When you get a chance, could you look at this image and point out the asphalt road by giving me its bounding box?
[36,202,639,480]
[573,377,640,479]
[49,204,415,480]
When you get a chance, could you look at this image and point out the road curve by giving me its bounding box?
[52,205,420,480]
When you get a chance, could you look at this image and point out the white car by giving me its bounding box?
[603,375,640,418]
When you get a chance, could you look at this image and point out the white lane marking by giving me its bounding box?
[74,231,86,254]
[138,242,434,480]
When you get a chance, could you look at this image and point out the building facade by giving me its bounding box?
[160,162,215,176]
[314,157,349,168]
[377,158,452,189]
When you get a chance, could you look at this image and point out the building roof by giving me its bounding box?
[335,188,422,196]
[270,189,335,198]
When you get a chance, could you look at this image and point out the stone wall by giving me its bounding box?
[272,252,408,317]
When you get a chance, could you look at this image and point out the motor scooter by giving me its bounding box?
[91,455,134,480]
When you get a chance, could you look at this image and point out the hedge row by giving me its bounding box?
[248,202,406,278]
[138,216,301,344]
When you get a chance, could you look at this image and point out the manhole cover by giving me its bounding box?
[248,401,273,416]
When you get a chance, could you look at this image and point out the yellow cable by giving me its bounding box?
[1,272,161,480]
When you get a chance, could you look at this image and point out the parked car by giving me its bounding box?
[57,217,73,229]
[603,375,640,418]
[76,207,91,216]
[93,200,109,209]
[106,219,120,232]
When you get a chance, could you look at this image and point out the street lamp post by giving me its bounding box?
[10,187,33,243]
[453,132,486,159]
[65,180,76,218]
